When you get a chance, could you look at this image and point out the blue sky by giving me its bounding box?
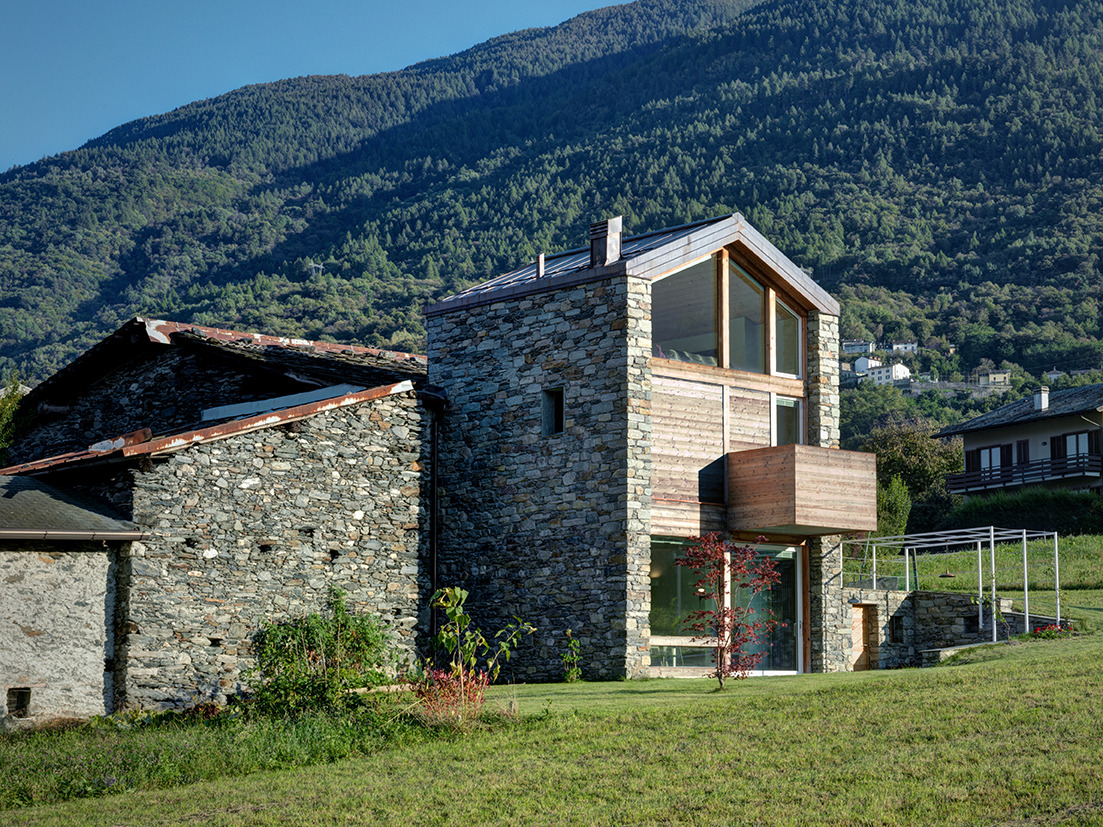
[1,1,608,172]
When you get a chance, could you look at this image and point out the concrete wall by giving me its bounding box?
[428,274,652,680]
[0,542,117,722]
[45,389,433,710]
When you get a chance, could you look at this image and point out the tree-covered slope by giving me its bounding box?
[2,0,1102,382]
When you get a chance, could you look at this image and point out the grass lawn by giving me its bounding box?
[6,633,1103,826]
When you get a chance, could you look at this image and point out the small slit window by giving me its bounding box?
[6,687,31,718]
[542,388,565,436]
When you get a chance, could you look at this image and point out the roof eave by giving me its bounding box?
[0,529,149,542]
[0,380,417,477]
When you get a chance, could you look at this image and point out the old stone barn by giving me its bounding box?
[2,214,901,722]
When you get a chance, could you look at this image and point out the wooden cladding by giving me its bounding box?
[651,376,726,502]
[727,444,877,535]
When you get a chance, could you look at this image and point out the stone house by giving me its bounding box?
[1,319,438,719]
[3,214,894,721]
[425,214,877,679]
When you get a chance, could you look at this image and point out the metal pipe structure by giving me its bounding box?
[1022,530,1030,633]
[1054,533,1062,625]
[990,526,997,643]
[977,540,984,636]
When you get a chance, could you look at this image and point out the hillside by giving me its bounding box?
[2,0,1103,382]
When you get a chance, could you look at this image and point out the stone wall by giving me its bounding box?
[806,310,840,450]
[0,542,117,722]
[808,536,852,672]
[428,274,652,680]
[45,389,433,710]
[837,587,1038,669]
[11,348,313,466]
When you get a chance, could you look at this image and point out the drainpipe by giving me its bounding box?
[420,390,447,639]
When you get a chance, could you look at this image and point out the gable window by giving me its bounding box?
[728,267,765,372]
[774,297,802,377]
[542,387,564,436]
[652,257,718,365]
[652,252,805,378]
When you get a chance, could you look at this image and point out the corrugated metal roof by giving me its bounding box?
[0,475,146,540]
[427,216,727,314]
[937,384,1103,437]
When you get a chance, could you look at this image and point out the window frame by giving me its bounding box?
[651,247,808,381]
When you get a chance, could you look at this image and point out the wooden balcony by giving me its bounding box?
[946,454,1103,495]
[727,444,877,535]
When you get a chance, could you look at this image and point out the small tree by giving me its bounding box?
[412,587,534,722]
[675,534,781,689]
[877,474,912,537]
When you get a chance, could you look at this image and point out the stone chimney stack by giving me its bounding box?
[1033,386,1049,411]
[589,216,623,268]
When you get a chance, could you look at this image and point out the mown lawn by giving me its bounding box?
[6,633,1103,826]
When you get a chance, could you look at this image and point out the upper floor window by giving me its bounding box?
[652,253,804,377]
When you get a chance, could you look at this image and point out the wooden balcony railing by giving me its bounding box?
[946,454,1103,494]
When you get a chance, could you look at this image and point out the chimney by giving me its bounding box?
[590,216,623,269]
[1033,386,1049,411]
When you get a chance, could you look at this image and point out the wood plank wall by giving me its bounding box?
[651,370,773,537]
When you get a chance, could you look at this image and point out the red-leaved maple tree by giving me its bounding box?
[675,533,781,688]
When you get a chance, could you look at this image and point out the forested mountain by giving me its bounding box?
[2,0,1103,383]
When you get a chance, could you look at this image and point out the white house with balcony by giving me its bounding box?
[938,385,1103,496]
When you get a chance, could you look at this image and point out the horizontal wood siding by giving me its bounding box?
[729,388,771,452]
[652,376,725,503]
[728,444,877,534]
[651,501,727,537]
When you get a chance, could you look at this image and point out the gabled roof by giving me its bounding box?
[0,475,146,540]
[25,317,426,405]
[425,213,839,317]
[937,384,1103,438]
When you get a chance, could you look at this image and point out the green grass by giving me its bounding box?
[6,635,1103,826]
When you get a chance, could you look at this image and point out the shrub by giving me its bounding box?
[246,588,395,716]
[411,587,534,722]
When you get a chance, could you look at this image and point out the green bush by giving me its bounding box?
[245,588,395,716]
[944,486,1103,535]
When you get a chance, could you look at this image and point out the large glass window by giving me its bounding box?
[652,254,804,378]
[775,298,801,376]
[729,266,765,373]
[652,257,717,365]
[649,539,800,673]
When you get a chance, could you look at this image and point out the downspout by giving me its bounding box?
[420,389,447,639]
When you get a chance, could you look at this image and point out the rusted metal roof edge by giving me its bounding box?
[0,380,417,476]
[141,319,428,365]
[0,529,150,542]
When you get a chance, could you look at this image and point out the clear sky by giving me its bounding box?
[1,0,610,172]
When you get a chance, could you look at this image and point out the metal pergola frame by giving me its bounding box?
[840,526,1061,643]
